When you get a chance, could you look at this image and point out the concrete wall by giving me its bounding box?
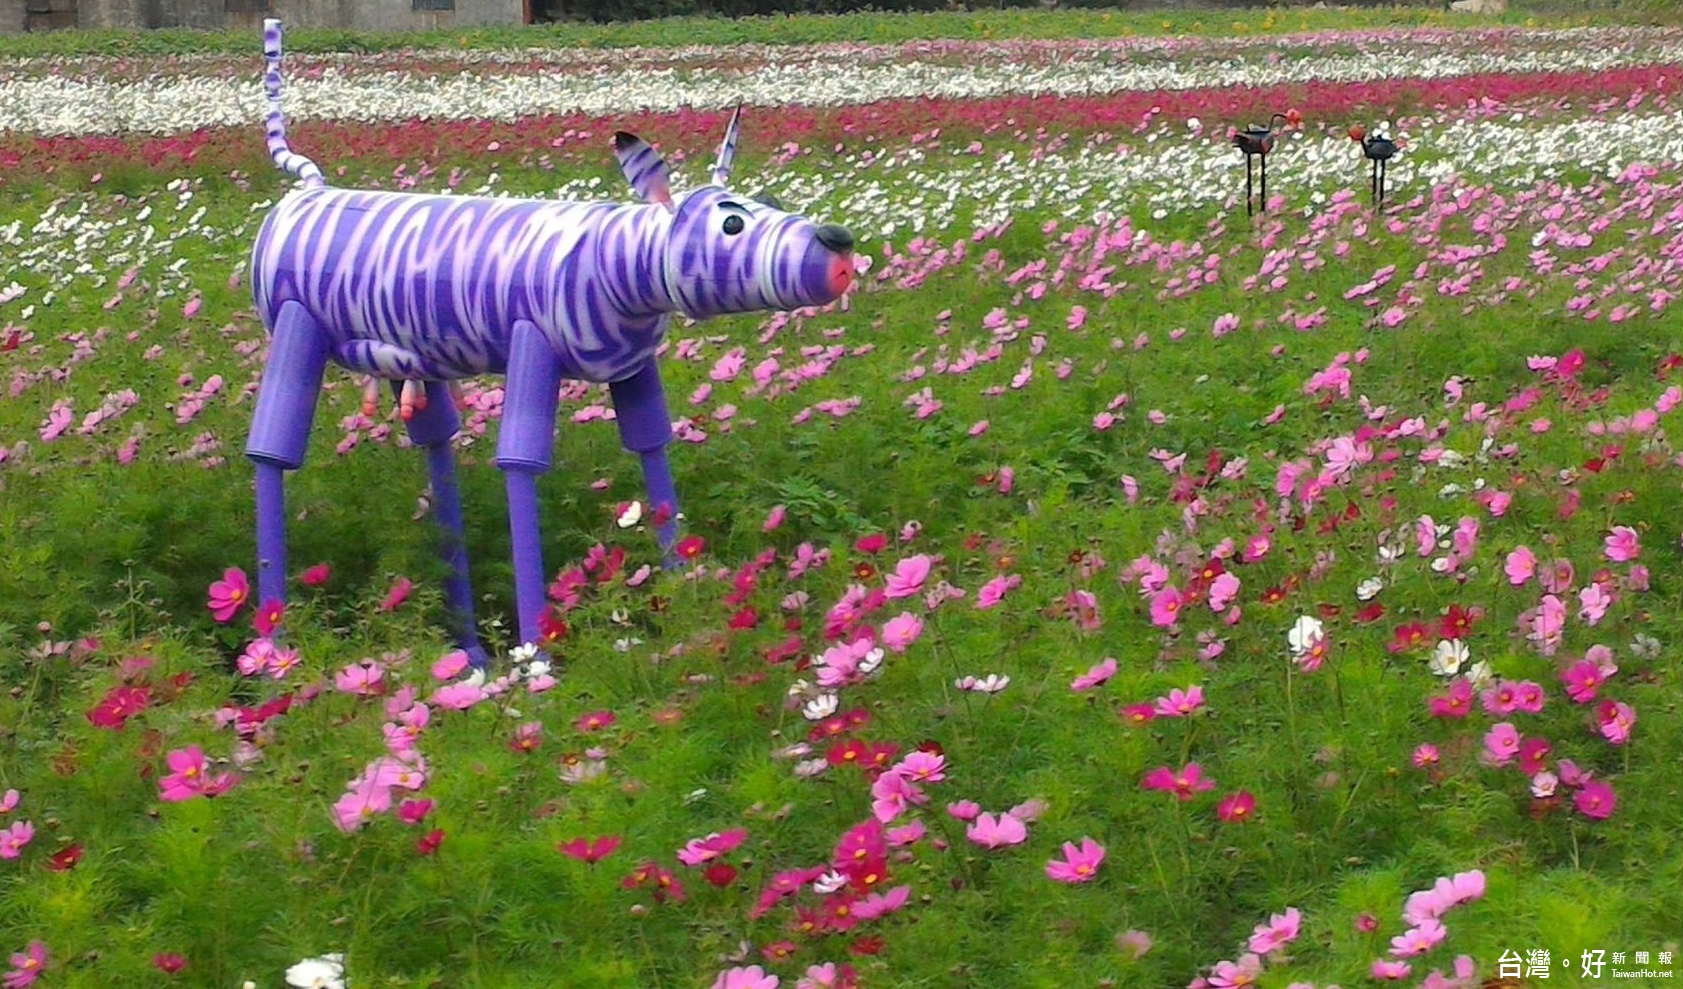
[0,0,524,33]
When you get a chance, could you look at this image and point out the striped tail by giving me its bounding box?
[262,18,325,189]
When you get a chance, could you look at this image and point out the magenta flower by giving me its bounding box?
[0,821,33,860]
[1247,907,1302,955]
[677,829,748,867]
[206,567,250,623]
[3,942,48,989]
[965,812,1028,849]
[157,746,236,803]
[1045,837,1105,883]
[1561,660,1605,703]
[1141,763,1216,801]
[1597,700,1636,744]
[1575,778,1617,819]
[1216,791,1256,823]
[381,576,414,611]
[712,965,780,989]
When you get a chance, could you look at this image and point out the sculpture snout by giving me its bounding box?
[815,224,854,255]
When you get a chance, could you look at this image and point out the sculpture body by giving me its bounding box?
[245,19,855,664]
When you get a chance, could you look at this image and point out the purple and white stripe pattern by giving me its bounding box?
[262,18,323,189]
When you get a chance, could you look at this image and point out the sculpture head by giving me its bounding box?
[614,109,855,319]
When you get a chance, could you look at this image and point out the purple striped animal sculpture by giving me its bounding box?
[246,19,856,667]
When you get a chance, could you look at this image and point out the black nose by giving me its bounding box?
[815,224,854,254]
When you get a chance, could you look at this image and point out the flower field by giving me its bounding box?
[3,12,1683,989]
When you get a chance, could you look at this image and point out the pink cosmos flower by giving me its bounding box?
[965,812,1028,849]
[1390,919,1447,957]
[0,821,33,860]
[893,750,946,784]
[431,650,470,681]
[1604,525,1640,562]
[1208,954,1263,989]
[946,800,981,821]
[1208,572,1241,612]
[1371,959,1412,980]
[1117,930,1154,959]
[206,567,250,622]
[1483,723,1521,766]
[880,612,924,653]
[332,777,393,833]
[883,555,933,599]
[380,576,414,611]
[1247,907,1302,955]
[852,885,912,920]
[429,682,488,710]
[1419,955,1478,989]
[300,562,331,586]
[0,790,17,814]
[1597,701,1636,745]
[1045,837,1105,883]
[1148,586,1184,627]
[334,661,385,696]
[712,965,780,989]
[975,574,1021,609]
[4,942,48,989]
[1071,657,1118,692]
[1153,685,1205,718]
[1412,743,1440,768]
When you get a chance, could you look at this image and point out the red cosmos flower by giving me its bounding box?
[853,533,888,554]
[1388,622,1431,654]
[827,739,870,768]
[727,607,760,631]
[253,599,285,637]
[47,844,83,871]
[648,502,674,527]
[557,836,622,864]
[153,953,187,975]
[537,608,570,644]
[87,684,151,730]
[299,563,331,587]
[416,829,445,856]
[674,535,706,561]
[703,863,739,887]
[848,937,884,957]
[1354,603,1386,624]
[1438,605,1477,640]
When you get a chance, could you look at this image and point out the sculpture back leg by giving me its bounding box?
[398,379,490,669]
[610,361,681,561]
[497,320,564,648]
[246,300,330,612]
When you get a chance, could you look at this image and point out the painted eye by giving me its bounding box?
[722,215,745,235]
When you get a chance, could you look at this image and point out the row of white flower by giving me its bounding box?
[0,24,1666,77]
[2,28,1681,136]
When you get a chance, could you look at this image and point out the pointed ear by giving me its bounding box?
[614,132,673,209]
[711,104,742,187]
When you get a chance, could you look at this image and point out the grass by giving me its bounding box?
[0,2,1670,60]
[2,12,1683,989]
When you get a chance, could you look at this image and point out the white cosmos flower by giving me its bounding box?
[858,648,886,676]
[1356,576,1384,601]
[955,674,1011,693]
[509,642,538,664]
[802,693,839,721]
[1287,615,1325,656]
[285,954,345,989]
[616,500,643,528]
[813,870,849,894]
[1429,639,1468,677]
[1531,771,1559,798]
[1465,661,1495,690]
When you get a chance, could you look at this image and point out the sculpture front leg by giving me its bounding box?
[245,300,330,614]
[497,321,564,649]
[609,361,680,561]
